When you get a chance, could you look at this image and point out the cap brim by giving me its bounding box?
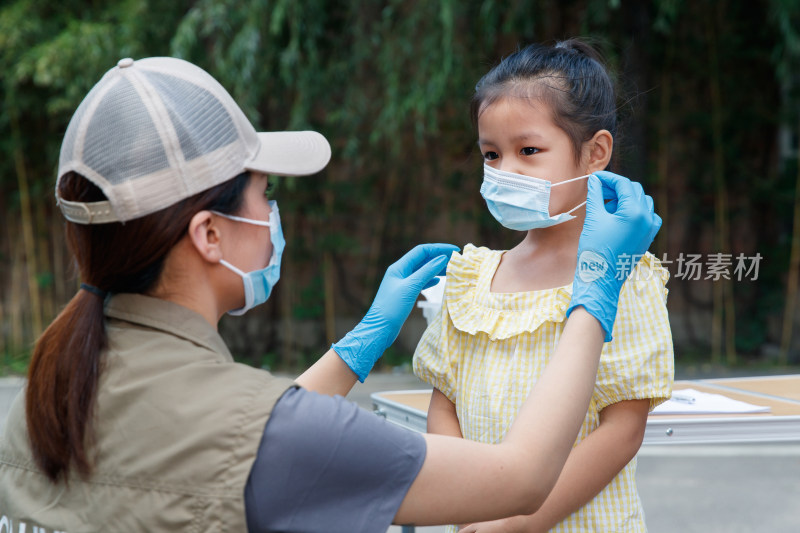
[244,130,331,177]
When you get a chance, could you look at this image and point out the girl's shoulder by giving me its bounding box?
[447,243,500,277]
[622,252,671,303]
[632,252,671,286]
[444,244,503,301]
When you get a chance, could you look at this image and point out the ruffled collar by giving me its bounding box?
[445,245,573,340]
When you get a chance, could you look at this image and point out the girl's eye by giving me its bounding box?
[521,147,540,156]
[264,182,276,196]
[482,151,499,161]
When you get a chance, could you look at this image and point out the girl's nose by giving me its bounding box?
[497,161,524,176]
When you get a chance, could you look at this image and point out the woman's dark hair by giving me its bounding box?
[26,171,250,483]
[471,39,617,163]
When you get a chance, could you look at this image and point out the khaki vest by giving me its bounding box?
[0,294,294,532]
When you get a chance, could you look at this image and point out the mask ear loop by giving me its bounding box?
[212,212,274,272]
[550,174,591,215]
[219,259,246,276]
[565,200,587,214]
[211,211,272,227]
[550,173,592,187]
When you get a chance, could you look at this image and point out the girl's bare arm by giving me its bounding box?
[427,387,464,438]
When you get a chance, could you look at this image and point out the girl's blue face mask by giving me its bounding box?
[214,200,285,316]
[480,164,591,231]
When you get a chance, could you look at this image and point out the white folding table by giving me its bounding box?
[372,374,800,445]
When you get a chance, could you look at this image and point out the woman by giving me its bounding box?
[0,57,661,532]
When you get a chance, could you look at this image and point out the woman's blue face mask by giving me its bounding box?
[214,200,285,316]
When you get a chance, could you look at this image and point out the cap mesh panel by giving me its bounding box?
[82,77,171,185]
[146,71,239,163]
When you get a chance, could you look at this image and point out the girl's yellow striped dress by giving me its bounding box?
[413,244,674,533]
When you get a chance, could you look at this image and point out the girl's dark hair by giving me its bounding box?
[471,39,617,163]
[26,171,250,483]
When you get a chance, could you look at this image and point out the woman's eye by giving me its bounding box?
[264,183,276,196]
[521,147,540,156]
[482,151,499,161]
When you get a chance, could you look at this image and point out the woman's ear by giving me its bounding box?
[188,211,223,264]
[584,129,614,173]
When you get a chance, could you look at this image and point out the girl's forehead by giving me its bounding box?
[485,95,547,112]
[478,96,556,131]
[484,76,562,102]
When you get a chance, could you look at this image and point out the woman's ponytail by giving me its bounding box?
[26,289,106,482]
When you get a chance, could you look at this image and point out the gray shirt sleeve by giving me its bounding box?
[245,386,427,533]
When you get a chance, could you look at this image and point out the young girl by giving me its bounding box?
[413,40,674,532]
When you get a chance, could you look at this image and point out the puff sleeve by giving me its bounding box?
[412,245,489,403]
[594,253,675,411]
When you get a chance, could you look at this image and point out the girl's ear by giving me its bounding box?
[584,129,613,173]
[188,211,223,264]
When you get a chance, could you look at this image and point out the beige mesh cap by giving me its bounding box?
[56,57,331,224]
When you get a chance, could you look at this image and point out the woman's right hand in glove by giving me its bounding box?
[566,171,662,341]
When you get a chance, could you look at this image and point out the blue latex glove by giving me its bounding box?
[333,243,459,381]
[567,171,662,342]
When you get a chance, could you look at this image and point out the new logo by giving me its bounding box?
[577,251,608,282]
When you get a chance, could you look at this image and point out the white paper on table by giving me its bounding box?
[652,388,771,415]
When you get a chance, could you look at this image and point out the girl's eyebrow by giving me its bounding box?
[478,132,545,146]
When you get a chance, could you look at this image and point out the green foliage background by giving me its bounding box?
[2,0,800,372]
